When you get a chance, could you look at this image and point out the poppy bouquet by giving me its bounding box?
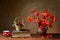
[27,9,58,29]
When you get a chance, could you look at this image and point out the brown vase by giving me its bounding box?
[37,27,48,35]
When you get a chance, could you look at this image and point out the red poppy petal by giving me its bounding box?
[40,25,44,29]
[53,17,58,22]
[43,10,48,13]
[42,16,47,20]
[36,18,40,23]
[45,21,49,25]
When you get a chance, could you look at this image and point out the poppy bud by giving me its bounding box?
[32,9,35,13]
[52,17,58,22]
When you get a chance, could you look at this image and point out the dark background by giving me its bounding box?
[0,0,60,33]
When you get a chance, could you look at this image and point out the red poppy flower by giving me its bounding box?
[35,12,41,16]
[43,10,48,13]
[47,14,53,18]
[42,10,48,16]
[27,16,33,23]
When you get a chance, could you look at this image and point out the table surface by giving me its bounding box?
[0,34,60,40]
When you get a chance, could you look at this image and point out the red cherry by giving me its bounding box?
[2,30,11,37]
[3,32,7,34]
[26,30,29,32]
[6,34,9,36]
[16,23,24,27]
[46,34,53,38]
[2,32,6,36]
[50,35,53,38]
[46,35,50,38]
[32,9,35,13]
[3,32,6,36]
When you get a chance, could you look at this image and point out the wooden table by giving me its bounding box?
[0,34,60,40]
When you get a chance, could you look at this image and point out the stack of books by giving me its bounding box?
[12,29,31,37]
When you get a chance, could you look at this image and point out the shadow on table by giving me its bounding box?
[31,33,60,39]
